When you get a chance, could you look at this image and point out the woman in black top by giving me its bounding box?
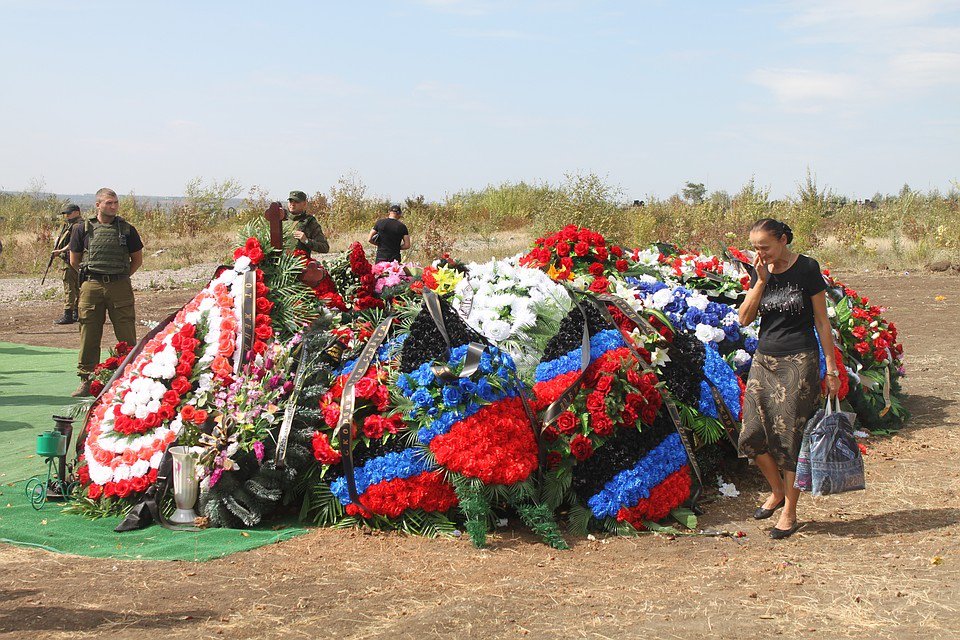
[738,218,840,539]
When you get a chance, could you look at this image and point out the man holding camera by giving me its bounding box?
[69,188,143,397]
[287,190,329,258]
[53,203,83,324]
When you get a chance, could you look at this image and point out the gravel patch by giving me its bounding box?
[0,262,219,303]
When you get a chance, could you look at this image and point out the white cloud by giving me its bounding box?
[750,0,960,110]
[750,68,859,111]
[889,51,960,87]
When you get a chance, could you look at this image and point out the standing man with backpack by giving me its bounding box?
[52,203,83,325]
[368,204,411,263]
[69,188,144,397]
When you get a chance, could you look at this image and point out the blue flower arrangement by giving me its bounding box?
[698,344,742,419]
[626,279,742,346]
[396,343,524,445]
[330,447,435,505]
[586,432,688,519]
[533,329,627,383]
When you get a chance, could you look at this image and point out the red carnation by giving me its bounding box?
[77,464,90,485]
[588,262,604,277]
[158,404,175,421]
[162,390,180,406]
[89,380,105,396]
[573,241,590,257]
[311,431,342,465]
[595,245,608,261]
[615,259,628,272]
[363,414,387,439]
[854,341,870,355]
[610,245,623,258]
[570,434,594,461]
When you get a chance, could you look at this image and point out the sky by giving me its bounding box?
[1,0,958,202]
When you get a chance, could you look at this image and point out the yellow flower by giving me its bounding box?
[432,265,464,296]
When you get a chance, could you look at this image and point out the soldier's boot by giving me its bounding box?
[71,380,92,397]
[54,310,75,325]
[72,308,80,322]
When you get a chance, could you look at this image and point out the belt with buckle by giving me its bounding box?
[87,272,129,283]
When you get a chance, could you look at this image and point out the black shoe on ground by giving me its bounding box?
[770,522,801,540]
[753,497,786,520]
[54,311,75,325]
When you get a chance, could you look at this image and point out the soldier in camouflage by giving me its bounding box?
[287,190,329,258]
[53,203,83,324]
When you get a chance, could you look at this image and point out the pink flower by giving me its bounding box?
[253,441,265,463]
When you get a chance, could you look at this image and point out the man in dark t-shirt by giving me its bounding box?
[368,204,411,263]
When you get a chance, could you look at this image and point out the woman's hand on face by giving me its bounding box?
[826,374,841,398]
[753,253,770,284]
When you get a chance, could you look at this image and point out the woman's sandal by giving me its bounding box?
[753,497,786,520]
[769,522,800,540]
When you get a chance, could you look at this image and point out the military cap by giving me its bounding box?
[288,190,308,202]
[60,204,81,214]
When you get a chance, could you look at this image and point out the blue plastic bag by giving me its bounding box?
[795,397,865,496]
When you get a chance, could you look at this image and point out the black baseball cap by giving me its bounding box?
[60,204,81,215]
[288,190,308,202]
[388,204,402,214]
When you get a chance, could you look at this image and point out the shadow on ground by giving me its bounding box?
[803,507,960,538]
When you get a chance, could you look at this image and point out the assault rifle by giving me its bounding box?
[40,251,57,286]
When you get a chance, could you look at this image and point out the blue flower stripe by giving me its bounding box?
[330,447,435,505]
[534,329,628,383]
[697,344,742,419]
[586,433,689,519]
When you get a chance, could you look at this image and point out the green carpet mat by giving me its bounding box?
[0,342,79,483]
[0,341,308,561]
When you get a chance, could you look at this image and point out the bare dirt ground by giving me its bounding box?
[1,271,958,640]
